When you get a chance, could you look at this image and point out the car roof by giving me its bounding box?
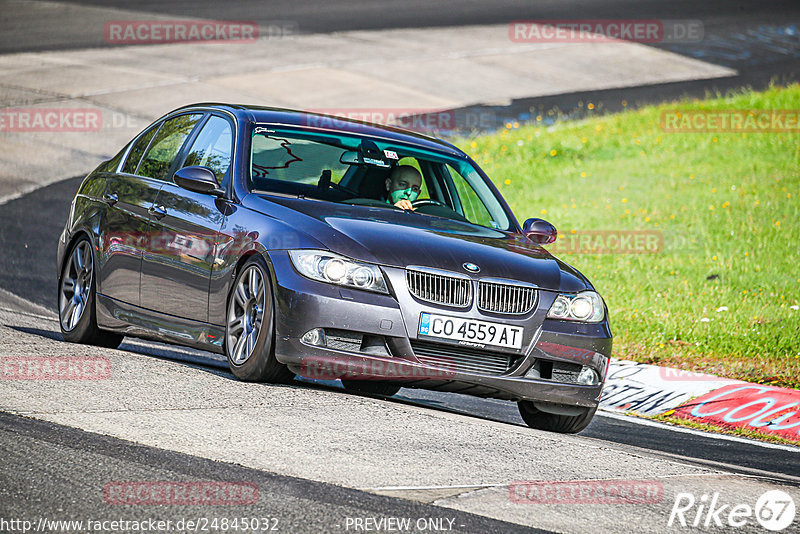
[174,103,467,157]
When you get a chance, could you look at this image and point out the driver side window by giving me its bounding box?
[182,115,233,182]
[446,164,496,228]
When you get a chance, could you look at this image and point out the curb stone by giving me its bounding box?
[601,359,800,442]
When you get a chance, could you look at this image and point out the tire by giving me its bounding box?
[58,236,124,349]
[225,256,293,383]
[341,380,402,397]
[517,400,597,434]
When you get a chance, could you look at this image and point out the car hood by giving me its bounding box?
[246,195,590,292]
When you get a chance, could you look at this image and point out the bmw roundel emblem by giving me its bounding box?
[463,262,480,273]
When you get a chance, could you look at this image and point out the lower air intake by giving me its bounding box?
[410,340,514,376]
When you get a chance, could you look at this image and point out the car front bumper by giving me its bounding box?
[268,251,612,408]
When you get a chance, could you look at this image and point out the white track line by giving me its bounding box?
[0,181,56,207]
[368,483,505,491]
[0,288,56,319]
[597,409,799,452]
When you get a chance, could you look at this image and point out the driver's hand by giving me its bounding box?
[395,199,415,210]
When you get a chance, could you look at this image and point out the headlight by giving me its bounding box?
[546,291,605,322]
[288,250,388,293]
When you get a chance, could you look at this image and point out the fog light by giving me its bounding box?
[524,366,541,379]
[301,328,326,346]
[577,366,600,385]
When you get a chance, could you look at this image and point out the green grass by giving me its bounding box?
[460,84,800,389]
[651,413,799,447]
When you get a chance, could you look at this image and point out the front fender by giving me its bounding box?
[207,200,327,326]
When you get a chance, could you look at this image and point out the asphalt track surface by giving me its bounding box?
[3,0,800,122]
[0,412,544,534]
[1,176,797,483]
[1,0,798,55]
[2,2,800,530]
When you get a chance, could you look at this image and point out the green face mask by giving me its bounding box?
[389,187,420,204]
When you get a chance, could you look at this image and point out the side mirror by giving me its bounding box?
[174,166,225,197]
[522,218,557,245]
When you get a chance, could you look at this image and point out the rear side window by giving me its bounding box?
[103,148,125,173]
[138,114,203,181]
[182,115,233,181]
[122,125,158,174]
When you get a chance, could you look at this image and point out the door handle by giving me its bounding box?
[148,205,167,220]
[103,192,118,206]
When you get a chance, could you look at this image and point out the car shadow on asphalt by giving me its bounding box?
[6,325,63,341]
[7,323,528,429]
[6,323,236,382]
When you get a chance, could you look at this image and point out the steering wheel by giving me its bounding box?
[411,199,446,208]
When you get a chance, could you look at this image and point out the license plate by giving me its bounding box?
[418,312,524,350]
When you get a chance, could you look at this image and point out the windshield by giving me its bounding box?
[248,126,511,231]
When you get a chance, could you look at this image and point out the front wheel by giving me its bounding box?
[58,237,124,348]
[226,257,293,383]
[517,400,596,434]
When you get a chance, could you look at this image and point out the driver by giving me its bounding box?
[385,165,422,210]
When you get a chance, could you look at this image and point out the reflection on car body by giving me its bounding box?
[57,103,612,433]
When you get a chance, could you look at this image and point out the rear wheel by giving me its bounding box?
[226,257,293,383]
[58,237,124,348]
[341,380,401,397]
[517,400,596,434]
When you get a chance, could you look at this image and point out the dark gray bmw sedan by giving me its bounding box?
[57,103,612,433]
